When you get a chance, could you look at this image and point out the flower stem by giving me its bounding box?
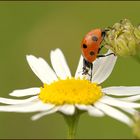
[67,115,79,139]
[63,110,82,139]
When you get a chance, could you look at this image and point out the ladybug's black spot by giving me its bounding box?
[89,51,95,56]
[83,44,87,48]
[92,36,98,42]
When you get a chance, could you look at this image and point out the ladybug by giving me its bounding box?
[81,28,114,81]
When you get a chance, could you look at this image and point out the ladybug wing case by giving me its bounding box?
[81,29,103,63]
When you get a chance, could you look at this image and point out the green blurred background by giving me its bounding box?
[0,1,140,139]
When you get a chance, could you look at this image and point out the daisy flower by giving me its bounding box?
[0,48,140,138]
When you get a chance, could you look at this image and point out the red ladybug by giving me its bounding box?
[81,28,114,81]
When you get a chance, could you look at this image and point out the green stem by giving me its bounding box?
[62,110,82,139]
[67,115,79,139]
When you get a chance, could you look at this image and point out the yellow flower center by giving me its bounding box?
[39,78,103,105]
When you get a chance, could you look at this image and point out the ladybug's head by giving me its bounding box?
[101,29,109,38]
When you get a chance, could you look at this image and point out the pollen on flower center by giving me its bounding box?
[39,78,103,105]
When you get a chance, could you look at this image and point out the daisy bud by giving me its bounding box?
[104,19,140,57]
[115,38,130,56]
[134,26,140,40]
[133,112,140,139]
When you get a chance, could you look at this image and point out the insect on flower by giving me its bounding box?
[81,28,115,81]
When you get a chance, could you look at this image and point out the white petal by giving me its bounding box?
[0,96,38,105]
[76,104,89,110]
[50,48,71,79]
[76,104,104,117]
[92,50,117,84]
[26,55,57,84]
[38,57,58,83]
[9,87,40,97]
[31,107,59,121]
[0,101,55,112]
[58,104,75,115]
[103,86,140,96]
[121,95,140,102]
[75,55,85,79]
[95,102,133,126]
[87,106,104,117]
[99,96,140,108]
[121,107,137,115]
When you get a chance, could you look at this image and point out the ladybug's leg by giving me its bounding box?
[98,45,104,53]
[97,53,115,58]
[90,63,93,82]
[82,58,93,81]
[82,58,92,76]
[82,58,90,75]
